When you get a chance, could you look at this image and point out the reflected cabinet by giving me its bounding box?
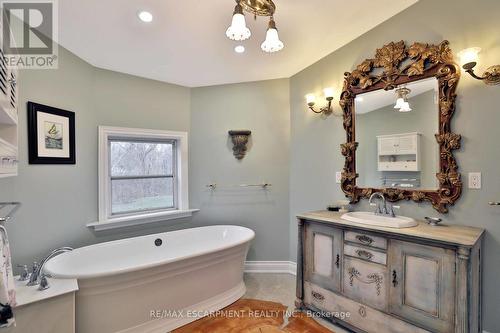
[296,212,484,333]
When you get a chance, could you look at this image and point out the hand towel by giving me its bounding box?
[0,226,15,328]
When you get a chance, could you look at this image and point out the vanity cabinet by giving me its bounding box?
[296,211,484,333]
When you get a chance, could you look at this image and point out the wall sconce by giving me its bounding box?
[458,47,500,85]
[306,88,334,115]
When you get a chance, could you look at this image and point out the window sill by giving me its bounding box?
[87,209,199,232]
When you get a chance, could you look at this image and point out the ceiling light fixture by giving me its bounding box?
[226,2,251,41]
[235,45,245,53]
[261,17,283,53]
[226,0,284,53]
[137,11,153,23]
[394,87,412,112]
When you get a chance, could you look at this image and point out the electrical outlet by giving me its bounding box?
[335,171,342,184]
[468,172,481,189]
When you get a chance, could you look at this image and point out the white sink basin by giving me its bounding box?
[341,211,418,229]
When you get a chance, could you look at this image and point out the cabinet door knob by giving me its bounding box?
[392,270,398,287]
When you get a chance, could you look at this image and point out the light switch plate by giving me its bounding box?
[335,171,342,184]
[468,172,481,189]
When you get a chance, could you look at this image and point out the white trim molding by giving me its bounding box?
[93,126,193,231]
[244,261,297,275]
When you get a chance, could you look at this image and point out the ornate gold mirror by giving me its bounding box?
[340,40,461,213]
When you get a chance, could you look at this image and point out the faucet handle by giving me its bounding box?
[388,204,400,217]
[38,274,50,291]
[17,265,29,281]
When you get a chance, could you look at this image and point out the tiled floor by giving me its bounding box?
[244,273,349,333]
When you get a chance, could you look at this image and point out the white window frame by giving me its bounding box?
[88,126,197,231]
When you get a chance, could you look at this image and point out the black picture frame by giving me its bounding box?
[27,102,76,164]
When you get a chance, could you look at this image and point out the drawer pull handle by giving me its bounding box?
[311,291,325,301]
[356,235,373,245]
[348,267,383,296]
[392,270,398,287]
[335,254,340,269]
[355,249,373,260]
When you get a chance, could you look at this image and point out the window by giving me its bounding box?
[109,139,176,215]
[93,127,193,230]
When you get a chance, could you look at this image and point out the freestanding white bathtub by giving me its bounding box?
[44,225,255,333]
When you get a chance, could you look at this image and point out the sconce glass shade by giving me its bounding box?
[458,47,481,68]
[394,97,405,109]
[306,94,316,105]
[323,88,334,99]
[261,18,283,53]
[399,101,412,112]
[226,5,251,41]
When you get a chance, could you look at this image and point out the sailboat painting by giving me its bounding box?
[44,121,63,149]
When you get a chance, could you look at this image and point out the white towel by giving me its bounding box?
[0,226,15,328]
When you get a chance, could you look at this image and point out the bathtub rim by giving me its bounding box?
[44,225,255,280]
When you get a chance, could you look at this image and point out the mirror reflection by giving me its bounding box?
[355,77,439,190]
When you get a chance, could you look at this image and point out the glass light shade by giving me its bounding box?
[323,88,334,99]
[394,97,405,109]
[458,47,481,67]
[226,13,251,41]
[261,28,284,53]
[306,94,316,105]
[399,101,412,112]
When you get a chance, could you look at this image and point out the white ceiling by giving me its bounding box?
[57,0,418,87]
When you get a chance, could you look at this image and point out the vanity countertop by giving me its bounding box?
[297,210,484,247]
[14,276,78,307]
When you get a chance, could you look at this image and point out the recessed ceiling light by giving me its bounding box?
[234,45,245,53]
[138,11,153,23]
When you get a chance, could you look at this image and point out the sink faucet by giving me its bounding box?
[369,192,387,215]
[368,192,399,217]
[27,247,73,290]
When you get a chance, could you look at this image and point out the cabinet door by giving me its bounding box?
[396,134,418,155]
[378,137,398,155]
[304,222,342,292]
[389,240,455,333]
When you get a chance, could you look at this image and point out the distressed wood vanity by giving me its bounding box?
[296,211,484,333]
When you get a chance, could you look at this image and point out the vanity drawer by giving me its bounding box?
[304,282,430,333]
[343,257,388,311]
[344,244,387,265]
[345,231,387,250]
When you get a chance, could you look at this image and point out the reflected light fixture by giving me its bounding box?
[394,87,412,112]
[226,0,284,53]
[458,47,500,85]
[306,88,334,115]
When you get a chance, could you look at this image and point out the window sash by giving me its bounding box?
[107,138,178,217]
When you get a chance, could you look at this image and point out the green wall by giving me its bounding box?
[0,46,194,268]
[289,0,500,330]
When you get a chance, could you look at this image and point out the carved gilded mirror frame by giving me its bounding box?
[340,40,461,213]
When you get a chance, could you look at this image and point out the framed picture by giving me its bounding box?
[27,102,76,164]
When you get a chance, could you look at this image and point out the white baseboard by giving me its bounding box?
[244,261,297,275]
